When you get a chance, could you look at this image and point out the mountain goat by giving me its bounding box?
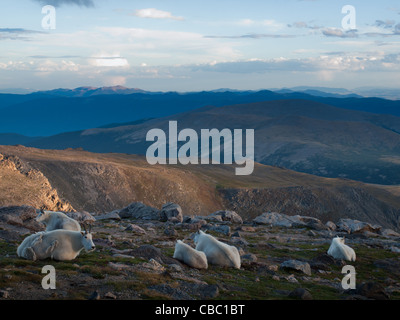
[194,230,241,269]
[36,210,81,232]
[17,226,95,261]
[327,237,356,262]
[173,240,208,269]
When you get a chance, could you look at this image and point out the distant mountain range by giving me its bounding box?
[1,86,400,136]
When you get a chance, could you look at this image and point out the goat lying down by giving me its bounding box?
[17,227,95,261]
[35,210,81,232]
[194,230,241,269]
[327,237,356,262]
[173,240,208,269]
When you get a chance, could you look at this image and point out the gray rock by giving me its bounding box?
[281,260,312,276]
[95,211,121,221]
[325,221,337,231]
[210,210,243,224]
[200,284,219,299]
[0,290,9,299]
[125,224,147,234]
[118,202,160,220]
[241,253,258,262]
[355,282,390,300]
[337,219,382,234]
[160,203,183,223]
[67,211,96,224]
[288,288,313,300]
[380,229,400,238]
[88,291,100,300]
[203,224,231,236]
[104,292,117,300]
[164,227,178,237]
[253,212,325,230]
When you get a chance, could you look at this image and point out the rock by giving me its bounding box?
[142,259,165,272]
[241,253,257,263]
[326,221,337,231]
[355,282,390,300]
[268,265,279,272]
[125,224,146,234]
[104,292,117,300]
[210,210,243,224]
[390,246,400,253]
[203,215,223,223]
[67,211,96,224]
[253,212,326,230]
[108,262,131,271]
[0,205,41,228]
[337,219,382,234]
[238,226,256,232]
[285,275,299,283]
[88,291,100,300]
[95,211,121,221]
[0,290,9,299]
[288,288,313,300]
[380,229,400,238]
[272,275,280,281]
[231,231,241,238]
[164,227,178,237]
[231,237,249,247]
[310,253,344,271]
[200,284,219,299]
[281,260,312,276]
[118,202,160,220]
[253,212,293,227]
[160,203,183,223]
[132,244,180,266]
[203,224,231,236]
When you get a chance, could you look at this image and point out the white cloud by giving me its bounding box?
[132,8,184,21]
[89,53,129,67]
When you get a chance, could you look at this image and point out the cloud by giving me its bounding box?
[89,53,129,67]
[31,0,94,7]
[205,33,296,39]
[288,21,322,30]
[374,20,396,29]
[0,28,44,40]
[132,8,184,21]
[322,28,358,38]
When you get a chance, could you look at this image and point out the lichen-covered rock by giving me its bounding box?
[281,260,312,276]
[118,202,160,220]
[160,203,183,223]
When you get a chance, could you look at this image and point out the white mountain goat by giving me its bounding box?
[194,230,241,269]
[173,240,208,269]
[17,225,95,261]
[327,236,356,262]
[36,210,81,232]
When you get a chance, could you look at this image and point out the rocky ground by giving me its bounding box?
[0,204,399,300]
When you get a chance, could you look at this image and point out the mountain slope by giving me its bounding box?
[0,145,399,230]
[28,99,400,184]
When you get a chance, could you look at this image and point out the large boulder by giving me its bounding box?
[209,210,243,224]
[160,203,183,223]
[0,206,44,240]
[253,212,326,230]
[280,260,312,276]
[337,219,382,234]
[118,202,160,220]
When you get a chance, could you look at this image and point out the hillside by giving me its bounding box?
[0,145,399,231]
[1,89,400,136]
[27,99,400,185]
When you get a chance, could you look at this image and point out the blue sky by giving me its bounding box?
[1,0,400,91]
